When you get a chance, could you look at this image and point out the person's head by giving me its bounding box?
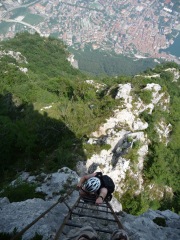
[84,177,101,192]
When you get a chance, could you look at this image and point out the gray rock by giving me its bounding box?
[121,210,180,240]
[0,197,10,207]
[0,198,68,239]
[0,146,179,240]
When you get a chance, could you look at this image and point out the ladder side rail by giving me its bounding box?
[54,196,81,240]
[10,189,75,240]
[106,201,124,229]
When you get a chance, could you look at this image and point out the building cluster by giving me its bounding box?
[0,0,180,62]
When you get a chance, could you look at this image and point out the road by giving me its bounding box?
[2,18,42,35]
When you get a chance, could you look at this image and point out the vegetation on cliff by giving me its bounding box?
[0,32,179,214]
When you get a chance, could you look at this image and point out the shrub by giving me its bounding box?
[123,140,141,166]
[83,143,111,159]
[0,182,46,202]
[153,217,166,227]
[0,231,43,240]
[31,233,43,240]
[139,89,152,104]
[0,228,21,240]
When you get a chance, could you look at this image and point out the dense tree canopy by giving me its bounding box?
[70,44,160,76]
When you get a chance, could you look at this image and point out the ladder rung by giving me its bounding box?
[76,205,111,213]
[79,201,108,208]
[65,222,113,234]
[54,194,124,240]
[71,211,118,222]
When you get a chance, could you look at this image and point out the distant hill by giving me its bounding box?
[70,44,162,76]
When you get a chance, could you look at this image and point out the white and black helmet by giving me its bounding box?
[84,177,101,192]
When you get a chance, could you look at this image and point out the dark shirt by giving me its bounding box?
[95,172,115,200]
[95,172,106,194]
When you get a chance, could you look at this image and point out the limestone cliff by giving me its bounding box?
[0,168,180,240]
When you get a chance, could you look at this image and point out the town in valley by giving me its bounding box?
[0,0,180,63]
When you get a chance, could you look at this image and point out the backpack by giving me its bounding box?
[101,175,115,194]
[96,172,115,201]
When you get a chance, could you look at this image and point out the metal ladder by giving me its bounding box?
[54,195,124,240]
[11,190,124,240]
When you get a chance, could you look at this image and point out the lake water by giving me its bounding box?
[161,33,180,57]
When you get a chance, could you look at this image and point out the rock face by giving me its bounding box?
[1,72,179,239]
[0,168,80,239]
[76,82,171,197]
[67,54,78,69]
[122,209,180,240]
[0,197,67,240]
[0,174,180,240]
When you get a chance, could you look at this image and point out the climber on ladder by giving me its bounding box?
[59,172,129,239]
[77,172,115,205]
[63,172,129,240]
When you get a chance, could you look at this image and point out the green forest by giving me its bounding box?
[0,32,179,215]
[70,44,160,76]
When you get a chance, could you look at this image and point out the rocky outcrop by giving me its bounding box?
[0,173,180,240]
[76,82,170,197]
[122,209,180,240]
[1,71,178,239]
[0,50,28,73]
[0,50,28,63]
[67,54,78,69]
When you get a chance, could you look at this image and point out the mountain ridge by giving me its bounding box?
[0,32,179,219]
